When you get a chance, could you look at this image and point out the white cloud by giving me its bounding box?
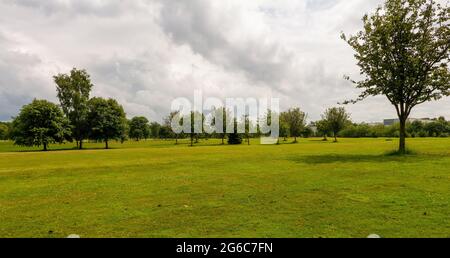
[0,0,448,122]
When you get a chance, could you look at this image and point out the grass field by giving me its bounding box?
[0,138,449,238]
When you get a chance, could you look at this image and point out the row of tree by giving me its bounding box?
[126,106,449,146]
[338,117,450,138]
[9,69,127,150]
[5,91,449,150]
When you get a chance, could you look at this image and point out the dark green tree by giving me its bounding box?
[129,116,150,141]
[342,0,449,153]
[54,68,94,149]
[228,118,242,145]
[149,122,161,139]
[11,99,71,151]
[88,97,127,149]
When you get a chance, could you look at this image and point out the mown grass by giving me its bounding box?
[0,138,449,238]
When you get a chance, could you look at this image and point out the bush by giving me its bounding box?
[227,133,242,145]
[418,131,428,137]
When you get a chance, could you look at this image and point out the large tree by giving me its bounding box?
[322,107,351,142]
[281,108,307,143]
[342,0,449,153]
[54,68,94,149]
[129,116,150,141]
[88,97,127,149]
[11,99,71,151]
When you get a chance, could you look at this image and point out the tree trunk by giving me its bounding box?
[222,136,224,145]
[294,136,297,143]
[43,143,48,151]
[334,133,338,142]
[79,139,83,150]
[247,136,250,145]
[105,139,109,149]
[190,135,193,146]
[399,118,407,154]
[175,135,178,145]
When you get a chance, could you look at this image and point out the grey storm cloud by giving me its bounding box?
[158,0,293,86]
[0,0,448,123]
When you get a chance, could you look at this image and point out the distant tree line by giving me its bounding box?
[3,88,449,150]
[7,68,128,150]
[337,117,450,139]
[125,106,450,147]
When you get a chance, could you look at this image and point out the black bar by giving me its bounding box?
[0,238,446,257]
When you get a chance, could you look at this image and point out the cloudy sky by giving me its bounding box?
[0,0,449,123]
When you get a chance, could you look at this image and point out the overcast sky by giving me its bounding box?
[0,0,449,123]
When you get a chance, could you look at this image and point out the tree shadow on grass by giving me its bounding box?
[289,152,447,164]
[11,146,117,153]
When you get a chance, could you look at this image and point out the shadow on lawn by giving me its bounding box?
[290,152,446,164]
[12,147,118,153]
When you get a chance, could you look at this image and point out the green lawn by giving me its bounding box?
[0,138,449,238]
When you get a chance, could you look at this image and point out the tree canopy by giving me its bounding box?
[342,0,449,153]
[0,123,10,140]
[88,97,127,149]
[54,68,94,149]
[280,108,307,143]
[129,116,150,141]
[11,99,71,151]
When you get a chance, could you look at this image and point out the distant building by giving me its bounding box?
[383,119,400,126]
[383,118,435,126]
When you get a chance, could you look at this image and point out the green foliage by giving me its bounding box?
[129,116,150,141]
[322,107,351,141]
[315,120,331,140]
[54,68,94,149]
[0,123,10,140]
[337,118,449,138]
[280,108,307,143]
[339,123,371,138]
[228,118,242,145]
[10,99,71,151]
[342,0,449,152]
[88,97,127,149]
[210,107,231,144]
[301,126,314,138]
[149,122,161,139]
[158,125,173,139]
